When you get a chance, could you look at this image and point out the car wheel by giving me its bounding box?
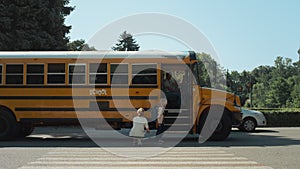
[240,117,257,132]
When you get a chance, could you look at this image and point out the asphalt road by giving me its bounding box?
[0,127,299,169]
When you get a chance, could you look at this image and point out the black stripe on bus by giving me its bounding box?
[0,96,158,100]
[15,107,143,112]
[19,118,123,124]
[0,85,158,88]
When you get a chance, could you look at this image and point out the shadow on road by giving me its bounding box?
[233,129,279,133]
[0,127,299,148]
[180,128,300,147]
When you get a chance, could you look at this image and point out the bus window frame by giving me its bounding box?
[5,63,24,85]
[192,63,201,86]
[131,63,158,85]
[0,64,2,85]
[110,63,129,85]
[68,63,87,85]
[47,63,66,85]
[26,63,45,85]
[88,63,108,85]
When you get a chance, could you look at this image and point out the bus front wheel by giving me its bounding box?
[198,108,232,141]
[209,113,232,141]
[0,108,20,140]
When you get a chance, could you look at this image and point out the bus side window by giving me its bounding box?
[110,64,128,84]
[132,64,157,85]
[89,63,107,84]
[6,64,23,84]
[47,63,65,84]
[69,64,86,85]
[27,64,44,85]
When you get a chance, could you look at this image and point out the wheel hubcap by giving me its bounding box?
[244,120,255,131]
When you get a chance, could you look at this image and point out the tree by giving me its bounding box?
[226,70,251,105]
[265,77,291,108]
[287,83,300,108]
[196,52,226,89]
[252,83,267,108]
[0,0,73,50]
[225,49,300,108]
[67,39,96,51]
[286,48,300,108]
[272,56,294,79]
[112,31,140,51]
[196,53,211,87]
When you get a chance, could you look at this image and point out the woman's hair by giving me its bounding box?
[137,108,144,116]
[160,98,168,106]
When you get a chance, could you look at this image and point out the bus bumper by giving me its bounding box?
[232,111,243,127]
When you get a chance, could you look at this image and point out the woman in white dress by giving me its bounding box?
[129,108,150,146]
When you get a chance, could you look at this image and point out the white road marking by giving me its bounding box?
[18,147,273,169]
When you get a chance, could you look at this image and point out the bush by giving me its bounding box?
[253,109,300,127]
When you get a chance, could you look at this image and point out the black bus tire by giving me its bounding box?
[18,125,35,138]
[197,108,232,141]
[209,113,232,141]
[0,108,20,140]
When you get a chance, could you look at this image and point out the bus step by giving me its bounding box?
[164,116,189,119]
[165,109,189,112]
[164,124,193,131]
[165,124,191,126]
[163,131,189,134]
[164,118,191,124]
[164,112,190,116]
[165,109,189,114]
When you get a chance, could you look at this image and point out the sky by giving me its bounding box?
[65,0,300,72]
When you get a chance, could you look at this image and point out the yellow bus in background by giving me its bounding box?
[0,51,242,140]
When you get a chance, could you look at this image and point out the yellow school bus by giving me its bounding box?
[0,51,242,140]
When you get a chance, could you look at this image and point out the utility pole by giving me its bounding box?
[297,48,300,87]
[246,73,253,108]
[249,74,252,108]
[298,47,300,71]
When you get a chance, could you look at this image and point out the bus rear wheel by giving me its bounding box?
[0,109,20,140]
[18,125,35,137]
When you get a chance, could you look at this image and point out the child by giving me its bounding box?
[129,108,150,146]
[156,98,168,143]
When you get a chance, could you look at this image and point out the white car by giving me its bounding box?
[238,109,267,132]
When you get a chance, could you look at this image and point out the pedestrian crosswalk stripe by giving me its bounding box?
[37,157,249,161]
[47,151,227,154]
[19,167,273,169]
[49,147,220,151]
[18,147,273,169]
[30,161,259,165]
[43,153,236,157]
